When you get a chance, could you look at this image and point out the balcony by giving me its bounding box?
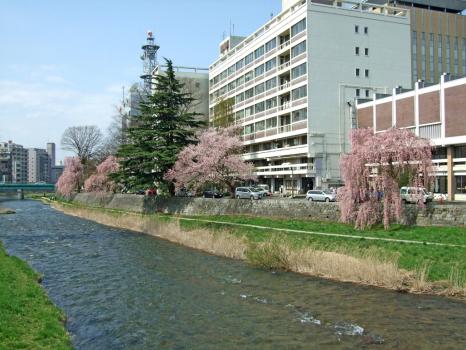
[241,120,308,143]
[278,82,291,91]
[278,61,291,72]
[277,40,290,51]
[243,144,308,161]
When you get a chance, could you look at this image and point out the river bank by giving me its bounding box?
[0,242,72,349]
[48,198,466,300]
[0,207,15,215]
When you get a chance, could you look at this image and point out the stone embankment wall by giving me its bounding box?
[72,193,466,227]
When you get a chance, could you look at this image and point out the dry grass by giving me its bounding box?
[52,202,465,298]
[247,236,409,290]
[52,203,246,260]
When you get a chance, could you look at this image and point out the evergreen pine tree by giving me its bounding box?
[113,59,204,193]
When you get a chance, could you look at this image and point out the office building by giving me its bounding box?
[355,74,466,201]
[374,0,466,84]
[209,0,412,193]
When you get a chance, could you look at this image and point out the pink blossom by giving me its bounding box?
[338,128,433,229]
[84,156,119,192]
[56,157,84,197]
[165,127,256,194]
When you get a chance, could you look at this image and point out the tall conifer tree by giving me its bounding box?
[113,59,204,192]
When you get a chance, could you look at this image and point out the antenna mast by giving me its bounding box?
[140,31,160,92]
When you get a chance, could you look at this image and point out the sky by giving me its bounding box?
[0,0,282,163]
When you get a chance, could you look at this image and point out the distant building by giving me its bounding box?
[50,165,64,184]
[373,0,466,84]
[28,148,50,183]
[47,142,56,167]
[355,74,466,201]
[153,65,209,124]
[0,141,28,183]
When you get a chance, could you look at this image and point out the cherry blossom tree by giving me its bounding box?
[165,127,256,194]
[338,128,433,229]
[55,157,84,197]
[84,156,119,193]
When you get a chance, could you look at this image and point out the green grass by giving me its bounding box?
[0,242,72,350]
[178,215,466,284]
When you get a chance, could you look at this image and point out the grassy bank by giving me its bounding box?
[0,242,72,349]
[49,199,466,299]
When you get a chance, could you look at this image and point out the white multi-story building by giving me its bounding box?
[209,0,412,194]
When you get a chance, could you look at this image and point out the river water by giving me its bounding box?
[0,199,465,349]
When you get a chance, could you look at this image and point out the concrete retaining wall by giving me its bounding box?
[72,193,466,227]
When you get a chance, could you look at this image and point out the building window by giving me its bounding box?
[365,69,369,77]
[255,64,264,77]
[255,102,265,114]
[265,77,277,90]
[245,106,254,117]
[235,92,244,103]
[235,110,245,123]
[365,48,369,56]
[292,108,307,123]
[356,68,360,77]
[291,40,306,58]
[355,25,359,33]
[228,64,235,76]
[291,18,306,37]
[454,37,458,75]
[356,88,360,97]
[236,58,244,71]
[266,97,277,110]
[266,117,277,129]
[292,85,307,100]
[255,120,265,131]
[255,46,264,60]
[265,38,277,52]
[364,26,368,34]
[244,70,254,82]
[455,176,466,194]
[255,83,265,95]
[429,33,434,82]
[365,89,370,98]
[355,47,360,55]
[412,31,418,81]
[463,38,466,75]
[245,52,254,65]
[454,145,466,158]
[291,63,306,80]
[265,58,277,71]
[236,75,244,86]
[438,34,443,76]
[446,35,451,72]
[421,32,426,80]
[244,88,254,99]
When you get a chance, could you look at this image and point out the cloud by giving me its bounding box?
[0,79,121,163]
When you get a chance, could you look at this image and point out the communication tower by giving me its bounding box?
[140,31,159,92]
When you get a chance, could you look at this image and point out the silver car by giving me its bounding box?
[306,190,336,202]
[235,187,262,200]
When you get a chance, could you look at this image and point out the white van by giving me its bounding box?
[400,187,433,204]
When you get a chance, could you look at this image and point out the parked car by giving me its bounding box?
[203,190,223,198]
[176,188,193,197]
[252,186,269,197]
[235,187,262,200]
[400,187,433,204]
[306,190,336,202]
[256,184,272,196]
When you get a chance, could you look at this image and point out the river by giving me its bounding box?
[0,199,465,349]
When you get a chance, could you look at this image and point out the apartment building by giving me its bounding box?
[373,0,466,84]
[356,74,466,201]
[28,148,50,183]
[0,141,28,183]
[209,0,411,193]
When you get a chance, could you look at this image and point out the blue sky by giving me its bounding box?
[0,0,281,162]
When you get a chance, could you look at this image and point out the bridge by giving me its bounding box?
[0,183,55,199]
